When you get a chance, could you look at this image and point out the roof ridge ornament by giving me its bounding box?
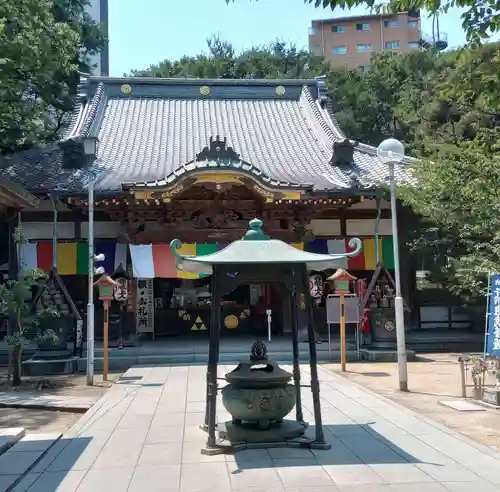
[196,136,240,162]
[242,218,270,241]
[330,138,357,167]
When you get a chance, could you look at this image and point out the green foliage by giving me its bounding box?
[0,269,59,348]
[128,36,327,79]
[0,0,106,153]
[322,42,500,301]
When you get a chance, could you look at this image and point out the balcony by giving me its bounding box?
[420,31,448,51]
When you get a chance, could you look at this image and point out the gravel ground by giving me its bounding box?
[0,407,81,434]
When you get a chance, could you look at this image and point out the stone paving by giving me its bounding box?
[0,392,96,413]
[12,364,500,491]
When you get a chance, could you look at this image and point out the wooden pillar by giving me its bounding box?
[303,266,325,444]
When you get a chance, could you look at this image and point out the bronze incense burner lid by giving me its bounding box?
[224,341,292,389]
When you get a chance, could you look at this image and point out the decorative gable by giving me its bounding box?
[196,136,240,162]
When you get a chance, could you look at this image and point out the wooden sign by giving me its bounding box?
[326,269,357,372]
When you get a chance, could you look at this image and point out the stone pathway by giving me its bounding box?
[13,364,500,491]
[0,392,97,413]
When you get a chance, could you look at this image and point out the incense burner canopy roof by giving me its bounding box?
[0,76,410,195]
[171,219,362,275]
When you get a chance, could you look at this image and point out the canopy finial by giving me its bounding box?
[243,218,269,241]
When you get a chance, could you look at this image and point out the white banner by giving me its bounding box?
[136,278,154,334]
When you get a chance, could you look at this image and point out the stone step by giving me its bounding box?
[76,349,363,372]
[0,428,26,456]
[0,432,61,491]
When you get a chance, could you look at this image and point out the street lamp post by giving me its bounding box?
[82,137,106,386]
[377,138,408,392]
[83,137,97,386]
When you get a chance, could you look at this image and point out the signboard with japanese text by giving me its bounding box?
[114,278,128,302]
[486,274,500,356]
[135,279,154,334]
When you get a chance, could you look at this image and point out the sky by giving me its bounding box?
[108,0,472,77]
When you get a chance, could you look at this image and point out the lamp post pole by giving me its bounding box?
[377,138,408,392]
[86,172,95,386]
[389,161,408,392]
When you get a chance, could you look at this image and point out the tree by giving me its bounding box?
[400,129,500,300]
[326,49,450,147]
[321,42,500,300]
[0,0,106,153]
[230,0,500,45]
[0,268,59,386]
[128,36,328,79]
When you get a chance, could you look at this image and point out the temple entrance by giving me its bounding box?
[152,277,286,339]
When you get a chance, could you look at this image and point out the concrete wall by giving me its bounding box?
[308,12,421,69]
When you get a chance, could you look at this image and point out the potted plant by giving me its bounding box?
[0,269,59,386]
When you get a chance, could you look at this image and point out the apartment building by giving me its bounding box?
[308,11,422,69]
[85,0,109,75]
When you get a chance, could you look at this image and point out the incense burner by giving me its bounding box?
[221,342,296,430]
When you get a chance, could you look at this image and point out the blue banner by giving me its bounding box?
[486,274,500,356]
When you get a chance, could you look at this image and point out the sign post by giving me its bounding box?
[94,275,117,381]
[266,309,272,343]
[327,269,357,372]
[486,273,500,357]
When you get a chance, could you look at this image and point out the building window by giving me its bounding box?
[308,27,319,36]
[356,43,372,52]
[408,20,418,28]
[356,23,371,31]
[408,41,420,49]
[358,65,367,72]
[332,45,347,55]
[385,40,400,50]
[332,24,346,33]
[384,19,400,28]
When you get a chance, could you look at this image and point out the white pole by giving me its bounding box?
[327,323,331,361]
[86,173,95,386]
[390,162,408,392]
[266,309,272,343]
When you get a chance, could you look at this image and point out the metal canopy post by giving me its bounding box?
[290,290,304,424]
[206,265,221,449]
[303,266,325,444]
[374,192,382,265]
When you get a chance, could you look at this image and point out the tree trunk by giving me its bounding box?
[12,345,22,387]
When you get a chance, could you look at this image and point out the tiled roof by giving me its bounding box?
[0,76,408,194]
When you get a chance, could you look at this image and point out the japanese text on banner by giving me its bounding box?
[486,274,500,355]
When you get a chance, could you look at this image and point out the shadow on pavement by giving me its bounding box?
[0,435,92,491]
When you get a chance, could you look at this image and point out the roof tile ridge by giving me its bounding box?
[316,100,346,140]
[62,74,90,140]
[78,82,105,138]
[299,86,336,153]
[61,81,105,142]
